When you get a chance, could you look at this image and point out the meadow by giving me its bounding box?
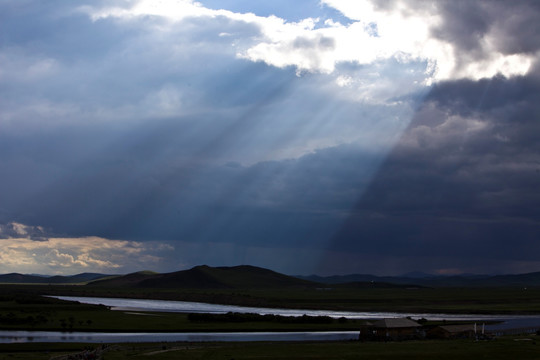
[0,337,539,360]
[1,284,540,359]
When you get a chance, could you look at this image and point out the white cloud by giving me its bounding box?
[11,223,32,236]
[84,0,212,22]
[81,0,534,86]
[0,222,46,239]
[335,75,352,87]
[0,222,173,275]
[321,0,533,81]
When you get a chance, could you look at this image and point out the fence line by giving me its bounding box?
[489,327,539,336]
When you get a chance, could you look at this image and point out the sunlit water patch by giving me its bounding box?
[49,295,533,322]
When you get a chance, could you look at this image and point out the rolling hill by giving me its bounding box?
[0,272,110,284]
[88,265,319,289]
[3,266,540,288]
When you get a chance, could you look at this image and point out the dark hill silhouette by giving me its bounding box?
[0,273,47,284]
[334,281,423,289]
[88,265,318,289]
[299,271,540,288]
[0,272,109,284]
[88,271,159,287]
[4,266,540,288]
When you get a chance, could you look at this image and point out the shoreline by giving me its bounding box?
[51,295,540,318]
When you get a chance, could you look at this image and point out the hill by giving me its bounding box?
[0,272,110,284]
[89,265,319,289]
[5,267,540,288]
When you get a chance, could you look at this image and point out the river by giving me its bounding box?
[50,295,534,322]
[0,330,360,343]
[2,295,536,344]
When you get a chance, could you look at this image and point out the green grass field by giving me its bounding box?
[0,291,370,332]
[0,285,539,359]
[0,337,539,360]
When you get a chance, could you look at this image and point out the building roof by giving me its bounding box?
[438,324,477,333]
[372,318,421,328]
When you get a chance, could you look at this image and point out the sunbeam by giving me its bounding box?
[1,0,539,275]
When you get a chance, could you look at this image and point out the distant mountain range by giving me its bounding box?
[0,272,110,284]
[297,272,540,288]
[1,266,540,288]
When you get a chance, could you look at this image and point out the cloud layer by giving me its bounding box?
[0,223,170,274]
[327,73,540,274]
[1,0,539,275]
[83,0,535,82]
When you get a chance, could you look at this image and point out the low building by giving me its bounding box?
[427,324,478,339]
[360,318,422,340]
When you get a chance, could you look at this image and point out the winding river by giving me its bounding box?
[1,296,537,343]
[51,295,535,322]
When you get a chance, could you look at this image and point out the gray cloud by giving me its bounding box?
[0,1,408,254]
[2,0,539,275]
[431,1,490,55]
[0,222,47,240]
[328,73,540,272]
[431,0,540,66]
[0,124,383,247]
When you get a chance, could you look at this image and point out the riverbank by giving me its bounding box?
[3,289,540,333]
[0,294,374,333]
[3,284,540,315]
[2,294,539,336]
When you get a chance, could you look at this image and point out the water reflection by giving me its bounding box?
[0,330,359,343]
[49,295,530,322]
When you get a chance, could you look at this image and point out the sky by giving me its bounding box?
[1,0,539,276]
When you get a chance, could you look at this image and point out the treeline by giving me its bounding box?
[0,313,47,326]
[188,312,340,324]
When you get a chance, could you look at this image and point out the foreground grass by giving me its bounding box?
[0,286,539,359]
[0,337,539,360]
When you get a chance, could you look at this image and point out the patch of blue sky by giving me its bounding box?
[199,0,353,26]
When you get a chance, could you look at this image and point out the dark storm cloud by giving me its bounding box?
[431,1,489,55]
[3,0,539,275]
[329,73,540,268]
[432,0,540,59]
[0,115,381,249]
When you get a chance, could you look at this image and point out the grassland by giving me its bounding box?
[0,336,539,360]
[0,297,367,333]
[0,289,373,332]
[1,284,540,359]
[0,284,539,333]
